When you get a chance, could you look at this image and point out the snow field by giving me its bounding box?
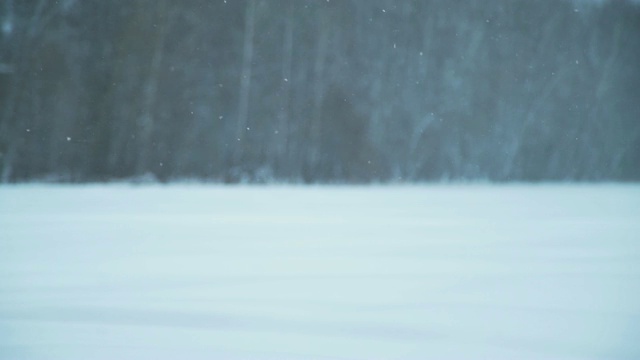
[1,185,639,359]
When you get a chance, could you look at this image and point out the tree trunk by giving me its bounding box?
[232,0,256,171]
[136,0,171,175]
[275,0,293,177]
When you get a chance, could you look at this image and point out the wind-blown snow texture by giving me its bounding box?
[1,185,639,360]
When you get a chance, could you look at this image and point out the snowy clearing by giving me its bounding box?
[1,185,639,359]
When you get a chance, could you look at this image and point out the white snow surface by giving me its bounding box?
[1,184,639,360]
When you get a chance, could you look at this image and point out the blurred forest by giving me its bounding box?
[0,0,639,183]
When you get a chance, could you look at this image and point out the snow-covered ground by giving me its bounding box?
[1,184,639,360]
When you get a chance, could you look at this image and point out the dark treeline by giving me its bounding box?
[0,0,639,183]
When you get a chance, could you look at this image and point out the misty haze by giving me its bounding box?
[1,1,639,359]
